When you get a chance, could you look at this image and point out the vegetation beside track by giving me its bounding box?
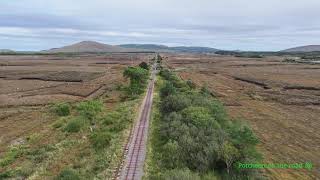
[123,65,149,98]
[145,64,263,179]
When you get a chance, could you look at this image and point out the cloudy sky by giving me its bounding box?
[1,0,319,51]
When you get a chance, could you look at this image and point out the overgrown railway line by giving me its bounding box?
[116,61,157,180]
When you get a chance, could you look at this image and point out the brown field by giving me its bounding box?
[0,53,151,155]
[164,53,320,179]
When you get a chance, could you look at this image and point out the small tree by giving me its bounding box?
[123,67,149,96]
[221,142,239,174]
[123,67,149,84]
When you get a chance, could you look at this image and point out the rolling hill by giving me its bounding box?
[44,41,142,53]
[0,49,15,53]
[282,45,320,52]
[43,41,220,53]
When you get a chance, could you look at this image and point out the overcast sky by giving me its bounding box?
[1,0,319,51]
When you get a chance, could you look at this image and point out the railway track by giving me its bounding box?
[116,63,156,180]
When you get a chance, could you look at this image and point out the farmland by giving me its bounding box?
[0,53,153,179]
[164,53,320,179]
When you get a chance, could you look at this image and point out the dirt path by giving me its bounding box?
[117,63,156,180]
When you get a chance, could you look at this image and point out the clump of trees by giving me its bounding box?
[123,66,149,98]
[153,68,262,179]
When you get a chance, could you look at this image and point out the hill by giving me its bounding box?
[119,44,219,53]
[44,41,142,53]
[282,45,320,52]
[0,49,15,53]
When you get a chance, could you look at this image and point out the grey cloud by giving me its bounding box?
[0,14,91,29]
[0,0,319,51]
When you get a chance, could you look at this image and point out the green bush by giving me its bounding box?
[160,69,189,90]
[160,94,191,113]
[53,103,70,116]
[76,100,103,120]
[108,120,127,133]
[90,131,112,150]
[181,106,217,127]
[139,61,149,70]
[160,140,182,169]
[0,146,24,167]
[183,94,228,126]
[100,111,125,132]
[228,122,259,148]
[160,81,176,98]
[52,117,68,129]
[159,69,173,81]
[101,111,120,125]
[98,103,133,134]
[64,118,84,133]
[125,82,145,97]
[55,169,80,180]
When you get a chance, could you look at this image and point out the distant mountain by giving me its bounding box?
[44,41,142,53]
[0,49,15,53]
[282,45,320,52]
[120,44,171,51]
[119,44,220,53]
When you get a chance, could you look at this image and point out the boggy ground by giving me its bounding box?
[0,53,151,157]
[164,53,320,180]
